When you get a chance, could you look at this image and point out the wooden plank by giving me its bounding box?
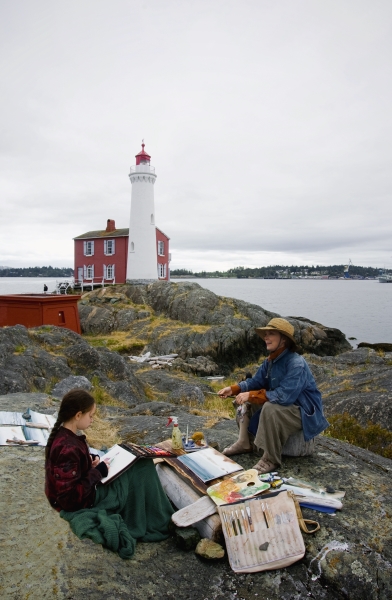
[156,463,222,541]
[172,495,218,527]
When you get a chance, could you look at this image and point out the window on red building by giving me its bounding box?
[104,240,115,255]
[84,241,94,256]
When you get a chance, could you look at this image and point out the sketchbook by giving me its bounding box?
[177,447,243,483]
[0,409,56,446]
[99,442,176,484]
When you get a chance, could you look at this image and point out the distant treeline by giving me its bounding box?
[0,266,74,277]
[171,265,382,279]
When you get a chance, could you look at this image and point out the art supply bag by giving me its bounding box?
[218,490,311,573]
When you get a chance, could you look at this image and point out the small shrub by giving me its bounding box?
[325,412,392,459]
[13,345,26,355]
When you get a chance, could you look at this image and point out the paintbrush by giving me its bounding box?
[235,509,243,535]
[245,502,254,532]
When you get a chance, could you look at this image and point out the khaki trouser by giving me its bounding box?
[237,402,302,466]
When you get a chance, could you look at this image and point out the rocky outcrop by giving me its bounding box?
[0,325,145,405]
[78,282,351,369]
[1,391,391,600]
[307,348,392,431]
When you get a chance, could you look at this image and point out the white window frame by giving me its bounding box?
[105,264,115,280]
[158,263,166,278]
[84,264,94,279]
[84,241,94,256]
[157,240,165,256]
[104,239,115,256]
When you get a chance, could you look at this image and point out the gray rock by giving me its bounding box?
[64,342,102,372]
[307,350,392,431]
[78,304,115,334]
[172,355,219,376]
[115,308,137,329]
[51,375,93,399]
[167,383,205,406]
[174,527,201,551]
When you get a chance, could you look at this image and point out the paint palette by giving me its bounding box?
[207,469,270,506]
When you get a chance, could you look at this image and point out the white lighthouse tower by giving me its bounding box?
[126,142,158,283]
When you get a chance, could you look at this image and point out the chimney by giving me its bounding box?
[106,219,116,232]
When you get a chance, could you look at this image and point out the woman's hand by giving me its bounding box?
[103,458,111,471]
[218,386,233,398]
[91,455,100,467]
[235,392,250,405]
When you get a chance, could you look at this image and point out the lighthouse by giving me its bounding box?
[126,142,159,283]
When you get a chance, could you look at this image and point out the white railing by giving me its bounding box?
[74,277,115,292]
[129,165,155,174]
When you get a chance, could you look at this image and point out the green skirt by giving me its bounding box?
[61,460,174,559]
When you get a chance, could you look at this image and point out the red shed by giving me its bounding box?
[74,219,170,286]
[0,294,82,334]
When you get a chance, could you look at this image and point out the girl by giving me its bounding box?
[218,318,328,474]
[45,390,173,558]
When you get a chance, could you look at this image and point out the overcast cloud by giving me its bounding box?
[1,0,391,271]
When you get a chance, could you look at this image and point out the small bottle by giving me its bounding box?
[167,416,182,450]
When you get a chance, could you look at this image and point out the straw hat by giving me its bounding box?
[255,318,296,344]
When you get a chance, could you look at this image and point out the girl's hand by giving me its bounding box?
[235,392,250,405]
[91,456,100,467]
[103,458,111,470]
[218,386,233,398]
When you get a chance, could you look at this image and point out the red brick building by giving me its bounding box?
[74,219,170,286]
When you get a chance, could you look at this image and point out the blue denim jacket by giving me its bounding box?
[237,350,329,441]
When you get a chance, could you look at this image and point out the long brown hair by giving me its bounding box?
[45,390,95,460]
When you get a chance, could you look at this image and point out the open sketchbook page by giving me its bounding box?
[177,447,243,483]
[99,444,138,484]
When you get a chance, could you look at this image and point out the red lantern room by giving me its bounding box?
[135,142,151,165]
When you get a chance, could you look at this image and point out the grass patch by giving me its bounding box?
[189,394,236,424]
[84,332,147,355]
[85,408,121,449]
[90,375,127,407]
[13,345,26,355]
[324,412,392,459]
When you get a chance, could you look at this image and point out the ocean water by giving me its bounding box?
[172,278,392,345]
[0,277,391,345]
[0,277,64,295]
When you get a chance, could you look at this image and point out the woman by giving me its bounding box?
[45,390,173,559]
[218,318,328,474]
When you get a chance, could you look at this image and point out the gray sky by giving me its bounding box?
[1,0,391,271]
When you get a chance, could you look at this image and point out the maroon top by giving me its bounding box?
[45,426,103,512]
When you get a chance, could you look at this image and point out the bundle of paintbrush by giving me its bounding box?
[218,491,306,573]
[121,442,176,458]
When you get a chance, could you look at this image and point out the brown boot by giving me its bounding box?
[252,457,277,475]
[223,413,252,456]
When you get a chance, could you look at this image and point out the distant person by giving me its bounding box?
[43,284,48,293]
[218,318,328,474]
[45,390,173,558]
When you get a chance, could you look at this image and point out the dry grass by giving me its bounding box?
[90,375,128,407]
[85,408,121,449]
[85,331,147,355]
[189,394,236,424]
